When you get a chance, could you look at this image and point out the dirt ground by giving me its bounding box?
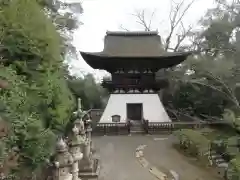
[92,135,221,180]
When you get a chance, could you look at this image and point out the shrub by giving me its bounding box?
[174,129,210,159]
[226,154,240,180]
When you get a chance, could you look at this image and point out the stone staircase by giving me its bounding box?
[208,150,228,178]
[130,120,145,134]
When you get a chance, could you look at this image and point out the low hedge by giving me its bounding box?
[210,136,240,162]
[226,154,240,180]
[174,129,210,159]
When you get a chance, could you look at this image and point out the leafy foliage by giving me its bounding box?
[0,0,77,178]
[227,154,240,180]
[67,74,108,110]
[174,129,209,159]
[0,66,56,176]
[162,0,240,121]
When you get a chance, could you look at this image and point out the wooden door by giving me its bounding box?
[126,103,143,120]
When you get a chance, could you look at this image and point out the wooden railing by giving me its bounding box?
[142,120,230,135]
[92,122,131,136]
[90,120,230,136]
[82,109,103,129]
[83,109,231,136]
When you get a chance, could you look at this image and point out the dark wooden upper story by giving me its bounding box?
[101,80,169,93]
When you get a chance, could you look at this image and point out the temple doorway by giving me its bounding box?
[126,103,143,120]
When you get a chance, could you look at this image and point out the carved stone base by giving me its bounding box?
[78,159,100,179]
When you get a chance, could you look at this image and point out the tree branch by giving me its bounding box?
[124,0,196,51]
[119,24,130,31]
[131,9,155,31]
[165,0,196,51]
[173,22,193,51]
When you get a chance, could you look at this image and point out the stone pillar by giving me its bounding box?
[69,125,84,180]
[72,98,83,125]
[76,118,100,178]
[81,138,94,170]
[77,98,82,112]
[85,117,95,153]
[52,138,73,180]
[85,117,92,140]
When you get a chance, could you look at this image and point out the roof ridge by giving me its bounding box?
[106,31,159,36]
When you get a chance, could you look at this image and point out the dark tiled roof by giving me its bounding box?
[80,31,190,57]
[79,31,192,71]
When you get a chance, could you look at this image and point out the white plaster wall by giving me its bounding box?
[99,94,171,123]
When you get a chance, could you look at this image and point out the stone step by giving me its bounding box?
[211,154,222,160]
[131,125,143,127]
[131,128,144,131]
[130,123,144,133]
[130,131,145,134]
[214,158,225,164]
[130,129,145,134]
[131,126,143,129]
[217,162,228,168]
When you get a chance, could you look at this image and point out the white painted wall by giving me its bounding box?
[99,94,171,123]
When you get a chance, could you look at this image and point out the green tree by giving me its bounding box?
[67,74,108,110]
[0,0,79,178]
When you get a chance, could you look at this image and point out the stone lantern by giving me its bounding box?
[77,117,100,178]
[52,138,73,180]
[68,125,84,180]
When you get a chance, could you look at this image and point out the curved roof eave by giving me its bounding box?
[80,51,192,59]
[79,51,191,71]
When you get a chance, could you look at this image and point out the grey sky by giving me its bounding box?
[70,0,216,78]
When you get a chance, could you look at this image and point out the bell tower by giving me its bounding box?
[80,31,191,123]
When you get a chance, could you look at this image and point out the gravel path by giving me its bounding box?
[143,135,221,180]
[93,135,158,180]
[92,135,221,180]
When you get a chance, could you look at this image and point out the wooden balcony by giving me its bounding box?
[101,79,169,91]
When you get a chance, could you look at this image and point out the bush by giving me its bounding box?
[0,0,74,178]
[225,136,240,160]
[226,154,240,180]
[174,129,210,159]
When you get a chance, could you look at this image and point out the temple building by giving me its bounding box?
[80,31,191,124]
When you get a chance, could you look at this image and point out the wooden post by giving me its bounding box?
[146,120,149,134]
[104,125,107,135]
[127,120,131,135]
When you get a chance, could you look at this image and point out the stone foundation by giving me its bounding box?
[79,158,100,178]
[100,94,171,123]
